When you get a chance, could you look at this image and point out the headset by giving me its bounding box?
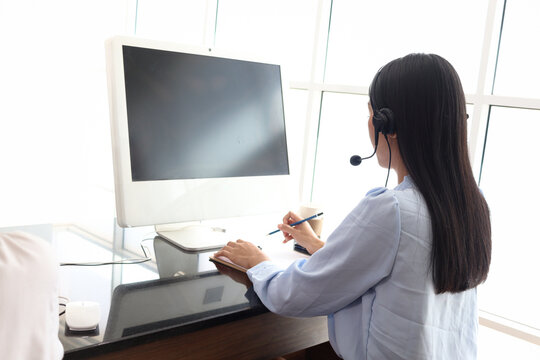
[349,107,395,187]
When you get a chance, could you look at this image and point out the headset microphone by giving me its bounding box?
[349,155,362,166]
[349,106,394,187]
[349,148,376,166]
[349,130,380,166]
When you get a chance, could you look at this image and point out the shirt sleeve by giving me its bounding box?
[0,231,63,359]
[247,187,401,317]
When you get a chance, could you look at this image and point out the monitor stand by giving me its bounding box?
[155,224,229,252]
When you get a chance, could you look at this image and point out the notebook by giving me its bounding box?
[209,256,248,273]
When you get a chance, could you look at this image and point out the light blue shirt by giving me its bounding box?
[247,176,477,359]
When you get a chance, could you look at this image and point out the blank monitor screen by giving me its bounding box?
[122,45,289,182]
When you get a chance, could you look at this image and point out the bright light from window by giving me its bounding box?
[135,0,207,45]
[325,0,489,93]
[311,93,396,236]
[478,106,540,330]
[214,0,319,80]
[492,0,540,98]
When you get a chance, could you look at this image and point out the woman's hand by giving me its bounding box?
[279,211,325,254]
[214,239,270,270]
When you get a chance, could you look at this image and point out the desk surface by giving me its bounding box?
[45,224,327,359]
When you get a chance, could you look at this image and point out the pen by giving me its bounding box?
[267,212,324,236]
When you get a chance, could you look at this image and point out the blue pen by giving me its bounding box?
[267,212,324,236]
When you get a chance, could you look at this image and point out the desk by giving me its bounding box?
[46,224,330,359]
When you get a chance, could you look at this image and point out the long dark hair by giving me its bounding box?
[369,53,491,294]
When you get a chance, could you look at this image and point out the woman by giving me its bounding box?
[215,53,491,359]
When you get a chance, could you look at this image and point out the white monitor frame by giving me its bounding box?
[105,36,295,250]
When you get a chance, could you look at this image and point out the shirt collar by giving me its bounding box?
[395,175,414,191]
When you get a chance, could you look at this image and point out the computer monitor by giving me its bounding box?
[105,36,294,251]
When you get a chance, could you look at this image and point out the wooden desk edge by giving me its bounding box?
[83,312,328,360]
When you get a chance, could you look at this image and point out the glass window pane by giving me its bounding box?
[0,0,129,226]
[136,0,208,45]
[325,0,489,93]
[478,107,540,329]
[284,90,309,186]
[311,92,397,236]
[478,325,540,359]
[493,0,540,98]
[215,0,319,80]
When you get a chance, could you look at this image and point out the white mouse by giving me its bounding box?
[65,301,100,331]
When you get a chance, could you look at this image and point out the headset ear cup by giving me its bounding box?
[372,111,385,134]
[372,110,387,134]
[372,108,395,135]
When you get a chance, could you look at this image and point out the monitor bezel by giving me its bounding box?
[105,36,295,228]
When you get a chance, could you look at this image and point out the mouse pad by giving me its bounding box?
[64,324,100,337]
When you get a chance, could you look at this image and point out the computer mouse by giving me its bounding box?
[65,301,101,331]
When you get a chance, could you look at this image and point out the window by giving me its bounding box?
[214,0,319,80]
[0,0,132,227]
[311,92,395,235]
[492,0,540,98]
[135,0,208,45]
[325,0,489,93]
[283,90,310,187]
[478,106,540,330]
